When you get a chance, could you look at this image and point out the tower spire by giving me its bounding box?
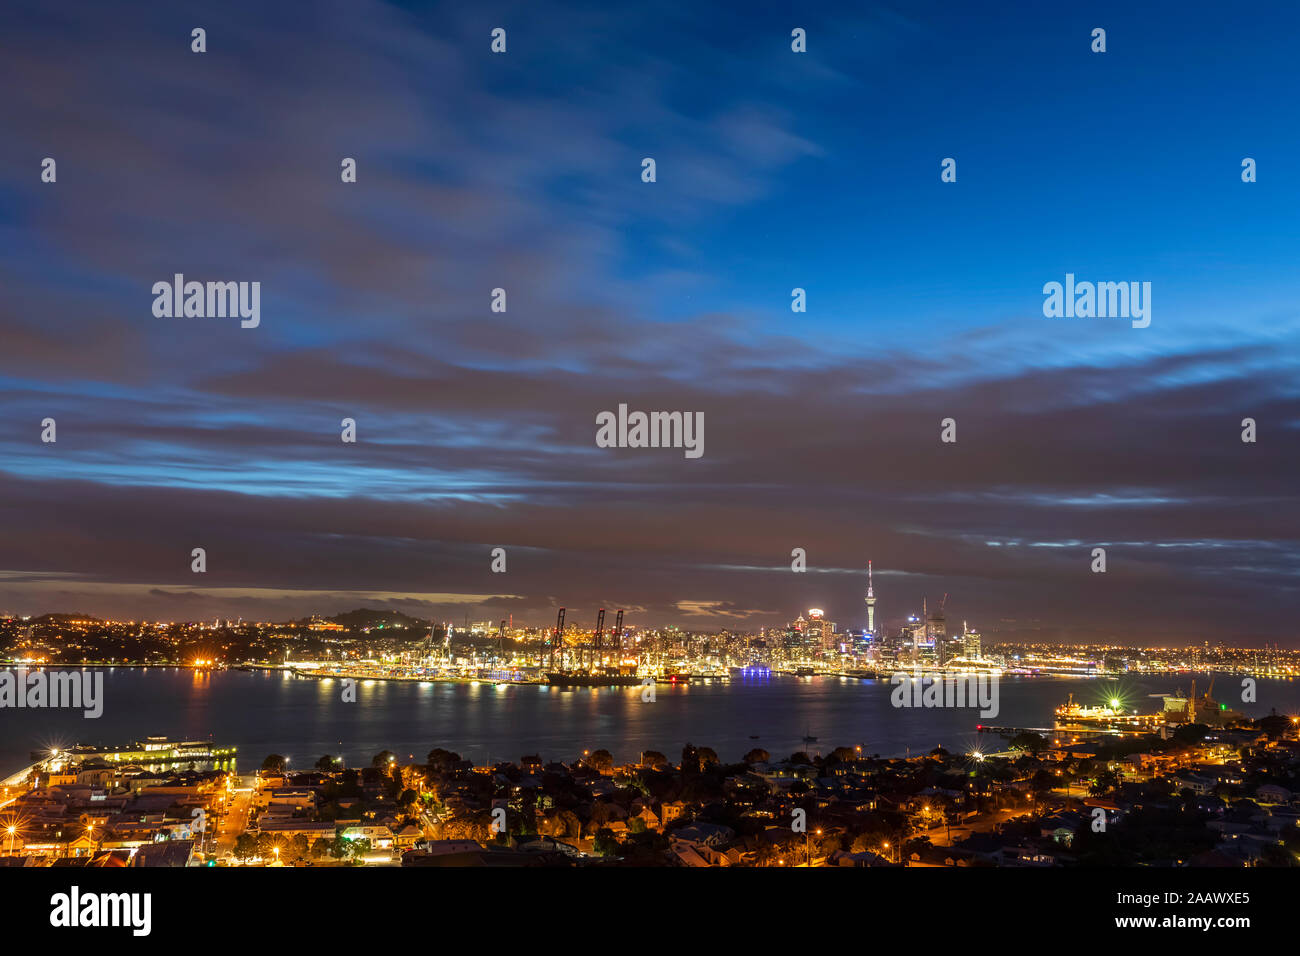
[864,560,877,635]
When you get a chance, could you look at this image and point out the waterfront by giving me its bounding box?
[6,667,1300,777]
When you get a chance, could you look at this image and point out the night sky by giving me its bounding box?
[1,0,1297,642]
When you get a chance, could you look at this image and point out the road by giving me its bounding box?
[212,780,255,856]
[927,807,1025,847]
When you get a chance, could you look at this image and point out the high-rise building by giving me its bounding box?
[806,608,836,652]
[928,599,950,663]
[788,612,806,648]
[962,621,981,660]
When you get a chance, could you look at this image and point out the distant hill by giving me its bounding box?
[33,613,102,623]
[321,608,430,631]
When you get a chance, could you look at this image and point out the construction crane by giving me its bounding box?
[550,607,565,669]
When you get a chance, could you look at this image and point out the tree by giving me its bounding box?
[315,755,338,771]
[310,838,333,860]
[592,827,620,856]
[586,749,614,772]
[849,833,869,853]
[261,754,286,773]
[372,750,396,769]
[1009,732,1047,754]
[540,809,582,838]
[1258,710,1292,739]
[1031,769,1059,795]
[743,748,770,765]
[1091,769,1121,796]
[234,833,257,861]
[641,751,669,770]
[427,748,461,769]
[1171,723,1209,745]
[681,743,700,775]
[256,833,288,862]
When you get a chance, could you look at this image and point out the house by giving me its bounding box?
[670,822,734,846]
[1001,845,1058,866]
[1039,813,1081,845]
[133,840,195,867]
[255,820,337,841]
[1263,807,1300,832]
[255,788,317,811]
[658,801,688,824]
[670,842,711,867]
[828,849,891,867]
[1170,773,1216,796]
[516,835,583,858]
[340,824,395,848]
[417,839,484,856]
[630,805,661,829]
[393,824,422,849]
[1255,783,1292,805]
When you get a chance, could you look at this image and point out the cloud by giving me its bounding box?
[0,0,1296,642]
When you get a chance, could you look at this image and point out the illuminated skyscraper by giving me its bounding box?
[807,608,836,651]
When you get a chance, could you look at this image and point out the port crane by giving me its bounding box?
[590,608,605,668]
[549,607,565,669]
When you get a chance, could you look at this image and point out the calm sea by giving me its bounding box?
[4,668,1299,777]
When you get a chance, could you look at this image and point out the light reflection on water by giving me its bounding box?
[3,668,1297,775]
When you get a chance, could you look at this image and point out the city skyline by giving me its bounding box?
[2,0,1298,642]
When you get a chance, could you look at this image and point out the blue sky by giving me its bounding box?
[0,0,1297,640]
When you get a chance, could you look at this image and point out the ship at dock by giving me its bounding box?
[1158,676,1243,727]
[1054,693,1164,733]
[541,607,644,686]
[544,670,642,687]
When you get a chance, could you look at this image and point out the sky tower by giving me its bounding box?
[865,560,877,635]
